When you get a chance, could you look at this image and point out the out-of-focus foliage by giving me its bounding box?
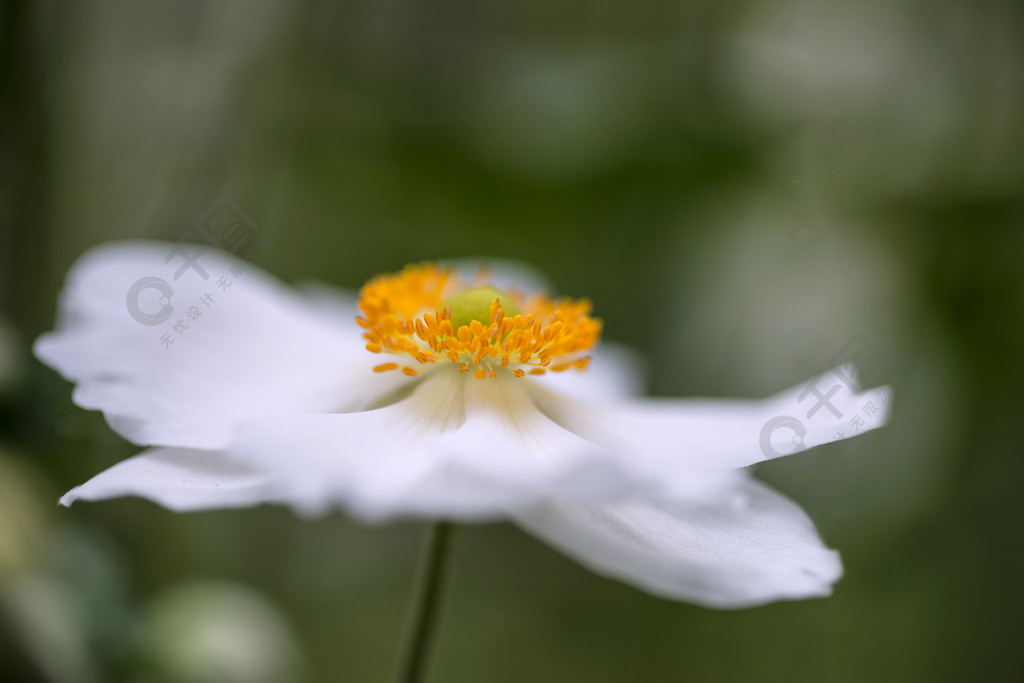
[1,0,1022,681]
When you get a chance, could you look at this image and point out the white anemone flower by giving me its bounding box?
[36,242,891,609]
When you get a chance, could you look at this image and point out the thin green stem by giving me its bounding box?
[394,521,456,683]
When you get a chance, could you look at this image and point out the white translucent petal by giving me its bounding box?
[533,341,647,401]
[59,448,275,512]
[35,242,407,450]
[515,475,843,608]
[294,281,359,322]
[443,257,552,295]
[531,365,892,475]
[224,366,660,520]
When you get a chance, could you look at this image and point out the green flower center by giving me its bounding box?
[444,286,522,329]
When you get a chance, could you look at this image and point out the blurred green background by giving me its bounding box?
[1,0,1022,681]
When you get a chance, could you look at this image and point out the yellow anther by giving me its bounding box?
[357,263,600,379]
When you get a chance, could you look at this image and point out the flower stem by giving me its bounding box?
[395,521,456,683]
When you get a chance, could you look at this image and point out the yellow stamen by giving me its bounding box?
[357,263,601,379]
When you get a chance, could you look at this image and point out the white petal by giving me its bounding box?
[294,281,360,322]
[532,340,647,402]
[515,475,843,608]
[531,365,892,473]
[60,448,275,512]
[443,257,552,295]
[224,366,650,520]
[35,242,408,450]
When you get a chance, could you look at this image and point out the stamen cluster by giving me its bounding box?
[356,264,600,379]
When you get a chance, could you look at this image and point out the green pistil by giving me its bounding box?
[444,286,521,329]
